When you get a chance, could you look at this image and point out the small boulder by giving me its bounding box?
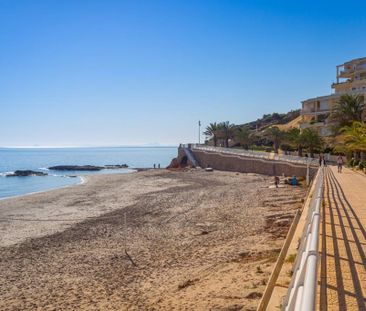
[273,218,292,227]
[245,291,263,299]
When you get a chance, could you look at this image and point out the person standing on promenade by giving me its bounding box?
[337,155,344,173]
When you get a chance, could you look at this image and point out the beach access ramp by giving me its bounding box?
[183,147,199,167]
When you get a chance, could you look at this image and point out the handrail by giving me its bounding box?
[183,144,318,166]
[282,167,324,311]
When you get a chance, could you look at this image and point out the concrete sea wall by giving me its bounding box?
[178,148,317,179]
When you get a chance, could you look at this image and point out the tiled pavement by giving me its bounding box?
[318,166,366,310]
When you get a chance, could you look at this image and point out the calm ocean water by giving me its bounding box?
[0,147,177,199]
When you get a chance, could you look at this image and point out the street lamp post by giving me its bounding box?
[198,120,201,145]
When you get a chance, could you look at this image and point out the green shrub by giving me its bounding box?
[250,145,267,151]
[286,254,296,263]
[348,158,361,167]
[359,160,366,170]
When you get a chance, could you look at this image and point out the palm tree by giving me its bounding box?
[204,122,220,146]
[218,121,235,148]
[339,121,366,160]
[330,94,365,128]
[301,128,323,158]
[285,128,303,156]
[235,126,252,150]
[264,126,284,153]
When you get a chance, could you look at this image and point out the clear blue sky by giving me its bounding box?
[1,0,366,146]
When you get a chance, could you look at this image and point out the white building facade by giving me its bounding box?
[301,57,366,136]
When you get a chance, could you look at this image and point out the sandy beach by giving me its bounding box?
[0,169,305,310]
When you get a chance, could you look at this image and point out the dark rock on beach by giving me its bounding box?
[49,165,104,171]
[6,170,48,177]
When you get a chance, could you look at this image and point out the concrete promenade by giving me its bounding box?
[319,166,366,310]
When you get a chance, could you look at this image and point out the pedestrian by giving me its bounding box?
[323,156,327,167]
[337,155,344,173]
[291,175,298,186]
[319,154,323,166]
[274,176,280,188]
[158,163,160,169]
[153,163,156,169]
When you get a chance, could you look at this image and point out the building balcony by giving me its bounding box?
[332,80,351,90]
[301,108,330,116]
[332,79,366,93]
[338,66,366,79]
[338,70,353,78]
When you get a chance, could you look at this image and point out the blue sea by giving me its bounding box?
[0,147,177,199]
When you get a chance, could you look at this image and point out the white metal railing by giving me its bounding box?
[282,167,324,311]
[185,144,318,166]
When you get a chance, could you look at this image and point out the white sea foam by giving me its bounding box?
[49,173,62,177]
[0,171,14,177]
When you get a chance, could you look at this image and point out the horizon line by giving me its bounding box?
[0,144,179,149]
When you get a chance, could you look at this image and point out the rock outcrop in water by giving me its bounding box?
[49,165,104,171]
[48,164,129,171]
[6,170,48,177]
[104,164,129,169]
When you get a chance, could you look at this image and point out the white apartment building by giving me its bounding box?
[301,57,366,136]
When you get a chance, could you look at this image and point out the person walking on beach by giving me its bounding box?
[318,154,323,167]
[153,164,156,169]
[337,155,344,173]
[274,176,280,188]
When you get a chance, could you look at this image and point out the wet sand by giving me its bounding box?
[0,169,305,310]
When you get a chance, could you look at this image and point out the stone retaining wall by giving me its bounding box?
[178,148,317,179]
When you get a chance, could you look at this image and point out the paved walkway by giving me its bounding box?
[318,166,366,310]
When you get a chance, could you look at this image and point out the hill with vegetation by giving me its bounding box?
[239,110,301,131]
